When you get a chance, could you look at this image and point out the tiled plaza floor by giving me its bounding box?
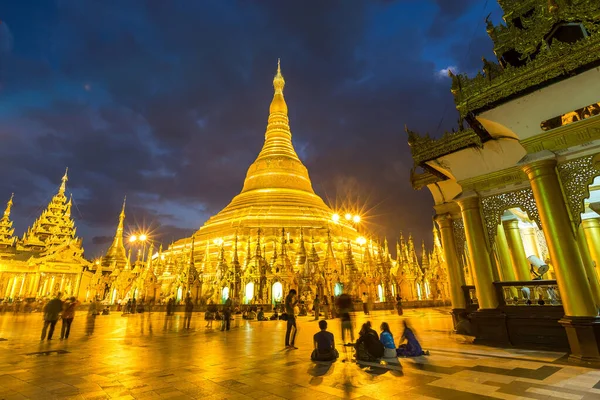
[0,307,599,399]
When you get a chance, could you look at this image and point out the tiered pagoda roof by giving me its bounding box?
[0,194,16,249]
[101,197,128,270]
[20,169,82,253]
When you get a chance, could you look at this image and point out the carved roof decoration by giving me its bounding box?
[452,0,600,117]
[407,126,483,166]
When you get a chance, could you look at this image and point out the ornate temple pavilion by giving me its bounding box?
[93,62,451,308]
[0,170,91,300]
[407,0,600,363]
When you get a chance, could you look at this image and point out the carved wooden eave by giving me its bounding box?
[453,1,600,118]
[407,128,484,167]
[410,169,443,190]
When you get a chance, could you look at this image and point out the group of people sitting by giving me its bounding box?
[311,320,428,362]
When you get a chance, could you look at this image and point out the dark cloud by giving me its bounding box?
[0,0,501,257]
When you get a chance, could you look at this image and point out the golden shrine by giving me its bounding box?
[407,0,600,363]
[93,62,451,308]
[0,170,91,301]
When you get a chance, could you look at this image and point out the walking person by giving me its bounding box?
[361,292,369,315]
[60,297,79,340]
[41,293,63,341]
[284,289,298,349]
[205,301,216,328]
[313,295,320,321]
[184,296,193,329]
[396,294,403,316]
[86,298,98,336]
[337,293,354,345]
[221,297,232,331]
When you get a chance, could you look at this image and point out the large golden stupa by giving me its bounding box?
[92,62,449,307]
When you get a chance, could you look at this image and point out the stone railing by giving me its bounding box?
[493,280,561,307]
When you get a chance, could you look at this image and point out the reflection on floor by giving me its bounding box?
[0,307,598,399]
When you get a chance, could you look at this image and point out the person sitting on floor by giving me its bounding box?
[257,307,267,321]
[247,309,257,320]
[379,322,397,358]
[270,310,279,320]
[311,320,339,361]
[354,321,384,362]
[396,320,429,357]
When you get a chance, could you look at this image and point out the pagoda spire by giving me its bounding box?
[255,228,262,258]
[0,193,16,248]
[295,228,307,269]
[232,233,239,264]
[102,197,128,269]
[244,235,252,269]
[59,168,68,195]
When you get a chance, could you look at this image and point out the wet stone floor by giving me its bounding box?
[0,307,599,399]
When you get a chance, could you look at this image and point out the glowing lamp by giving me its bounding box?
[332,214,340,223]
[139,234,147,242]
[353,215,361,223]
[345,213,352,221]
[357,236,367,246]
[129,235,137,243]
[214,238,224,246]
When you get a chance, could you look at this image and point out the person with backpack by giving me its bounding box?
[354,321,384,362]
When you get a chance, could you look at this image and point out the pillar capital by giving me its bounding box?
[502,218,520,230]
[434,213,453,229]
[456,192,481,212]
[522,159,558,180]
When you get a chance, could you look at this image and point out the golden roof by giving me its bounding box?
[195,61,337,237]
[102,197,128,269]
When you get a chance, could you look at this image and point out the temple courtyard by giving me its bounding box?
[0,308,599,400]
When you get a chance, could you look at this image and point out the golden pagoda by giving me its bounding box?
[0,170,90,301]
[152,61,442,306]
[0,194,16,249]
[101,197,128,270]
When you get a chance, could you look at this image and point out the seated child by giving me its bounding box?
[311,320,339,361]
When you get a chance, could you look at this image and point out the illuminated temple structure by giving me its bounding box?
[0,170,91,300]
[407,0,600,363]
[93,62,451,307]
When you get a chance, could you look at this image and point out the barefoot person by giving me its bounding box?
[284,289,298,349]
[311,320,339,361]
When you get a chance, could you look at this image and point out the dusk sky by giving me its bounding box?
[0,1,503,257]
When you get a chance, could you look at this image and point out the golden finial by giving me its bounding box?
[120,196,126,220]
[273,58,285,94]
[59,167,69,194]
[4,193,14,218]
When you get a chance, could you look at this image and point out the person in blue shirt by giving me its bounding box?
[379,322,397,358]
[397,320,429,357]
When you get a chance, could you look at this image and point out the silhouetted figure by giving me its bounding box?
[86,299,98,336]
[396,294,403,316]
[355,322,383,362]
[221,297,232,331]
[311,320,339,361]
[60,297,79,340]
[313,295,320,320]
[205,301,216,328]
[41,293,63,341]
[284,289,298,348]
[131,298,137,314]
[184,296,193,329]
[337,293,354,344]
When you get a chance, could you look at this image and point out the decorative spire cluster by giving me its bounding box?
[102,197,128,269]
[21,169,81,253]
[0,194,16,248]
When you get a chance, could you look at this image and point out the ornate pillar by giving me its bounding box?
[582,218,600,281]
[523,159,600,363]
[457,194,498,309]
[577,224,600,309]
[435,214,466,314]
[495,224,516,281]
[502,217,532,281]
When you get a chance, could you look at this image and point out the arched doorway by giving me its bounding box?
[221,286,229,303]
[334,282,343,296]
[377,284,384,302]
[245,282,255,304]
[272,282,283,304]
